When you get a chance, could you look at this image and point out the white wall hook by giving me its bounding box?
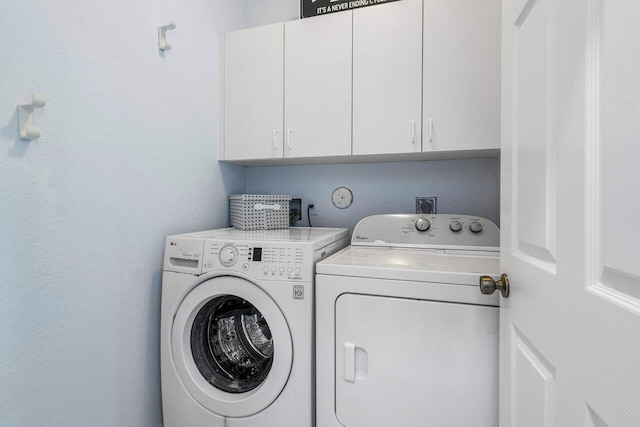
[158,20,176,51]
[17,92,46,140]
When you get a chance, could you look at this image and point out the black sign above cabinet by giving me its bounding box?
[301,0,401,18]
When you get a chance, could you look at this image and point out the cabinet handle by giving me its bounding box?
[411,120,416,144]
[273,130,279,151]
[344,342,355,383]
[286,129,292,151]
[428,118,433,143]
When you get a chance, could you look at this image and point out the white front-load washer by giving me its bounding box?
[316,214,501,427]
[161,227,348,427]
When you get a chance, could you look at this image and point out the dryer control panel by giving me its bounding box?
[351,214,500,250]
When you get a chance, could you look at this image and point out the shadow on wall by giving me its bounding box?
[220,162,246,194]
[144,269,164,425]
[2,110,29,159]
[245,158,501,231]
[219,162,247,225]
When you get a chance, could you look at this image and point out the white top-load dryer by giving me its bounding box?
[316,214,500,427]
[161,227,348,427]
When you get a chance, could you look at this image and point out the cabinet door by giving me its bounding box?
[335,294,498,427]
[223,23,284,161]
[423,0,500,152]
[284,12,352,159]
[352,0,423,156]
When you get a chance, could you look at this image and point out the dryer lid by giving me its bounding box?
[316,245,499,286]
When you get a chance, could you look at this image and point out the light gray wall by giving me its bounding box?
[0,1,248,425]
[242,0,300,27]
[1,1,500,425]
[246,158,501,231]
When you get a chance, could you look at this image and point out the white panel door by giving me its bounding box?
[284,12,352,159]
[335,294,498,427]
[423,0,500,152]
[500,0,640,425]
[223,23,284,161]
[352,0,423,155]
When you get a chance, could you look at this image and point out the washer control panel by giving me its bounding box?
[163,228,349,278]
[201,241,312,281]
[351,214,500,249]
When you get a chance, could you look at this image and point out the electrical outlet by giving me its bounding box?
[306,198,317,227]
[307,198,316,212]
[416,197,437,214]
[290,198,302,225]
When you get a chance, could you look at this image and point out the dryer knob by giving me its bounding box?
[415,218,431,232]
[469,221,484,234]
[219,244,238,267]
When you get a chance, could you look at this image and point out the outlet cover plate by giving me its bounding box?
[416,197,437,214]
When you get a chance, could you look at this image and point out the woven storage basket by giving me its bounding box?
[229,194,291,230]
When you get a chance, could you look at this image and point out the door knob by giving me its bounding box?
[479,274,510,298]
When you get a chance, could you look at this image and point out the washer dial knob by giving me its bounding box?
[415,218,431,232]
[219,244,238,267]
[469,221,484,234]
[449,221,463,232]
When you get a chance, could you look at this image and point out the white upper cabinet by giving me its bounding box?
[223,23,284,161]
[423,0,500,152]
[284,12,352,159]
[352,0,423,156]
[220,0,501,164]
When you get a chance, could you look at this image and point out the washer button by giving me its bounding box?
[287,267,293,273]
[242,263,249,271]
[295,267,301,274]
[271,266,277,272]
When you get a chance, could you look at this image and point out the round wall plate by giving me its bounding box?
[332,187,353,209]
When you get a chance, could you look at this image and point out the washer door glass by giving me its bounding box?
[191,295,274,393]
